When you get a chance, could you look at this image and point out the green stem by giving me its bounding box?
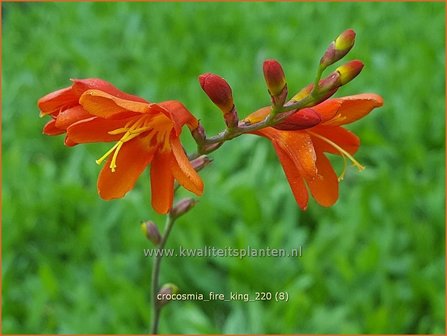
[193,94,316,155]
[150,214,176,334]
[311,65,324,97]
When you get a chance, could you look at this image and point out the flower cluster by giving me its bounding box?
[38,29,383,213]
[38,79,203,214]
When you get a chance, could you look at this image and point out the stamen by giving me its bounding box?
[96,142,121,166]
[95,114,172,172]
[109,141,124,172]
[308,131,365,181]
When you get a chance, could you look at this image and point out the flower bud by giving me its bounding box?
[290,72,340,104]
[263,59,287,96]
[290,83,313,103]
[335,29,356,54]
[141,221,161,245]
[318,71,341,94]
[191,122,206,144]
[198,73,238,128]
[274,108,321,130]
[320,29,356,68]
[199,73,234,113]
[190,155,212,172]
[170,198,197,219]
[336,60,364,85]
[157,283,179,308]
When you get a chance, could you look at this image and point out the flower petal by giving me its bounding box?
[307,151,339,207]
[38,87,77,116]
[66,117,135,144]
[312,99,342,123]
[309,125,360,155]
[54,105,92,131]
[169,136,204,195]
[324,93,383,126]
[271,141,309,210]
[79,89,152,118]
[158,100,199,134]
[150,151,175,214]
[97,136,154,200]
[255,128,318,181]
[43,119,65,135]
[71,78,150,103]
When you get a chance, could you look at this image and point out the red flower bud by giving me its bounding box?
[274,108,321,130]
[198,73,234,114]
[263,59,287,96]
[336,60,364,85]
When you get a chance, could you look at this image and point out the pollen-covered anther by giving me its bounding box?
[95,115,171,172]
[309,131,365,181]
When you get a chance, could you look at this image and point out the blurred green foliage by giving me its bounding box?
[2,2,445,334]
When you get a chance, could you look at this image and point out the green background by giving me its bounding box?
[2,2,445,334]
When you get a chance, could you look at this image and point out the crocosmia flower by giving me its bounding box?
[243,94,383,210]
[39,80,203,214]
[38,78,148,145]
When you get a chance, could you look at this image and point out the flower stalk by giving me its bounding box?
[150,213,175,334]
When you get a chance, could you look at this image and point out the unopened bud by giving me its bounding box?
[170,198,197,219]
[199,73,234,113]
[336,60,364,85]
[198,73,238,128]
[263,59,287,96]
[320,29,356,68]
[141,221,161,245]
[157,283,179,308]
[274,108,321,130]
[190,155,212,172]
[290,72,341,105]
[191,122,206,144]
[335,29,356,53]
[318,71,341,94]
[290,84,313,103]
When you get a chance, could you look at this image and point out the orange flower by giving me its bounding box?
[39,83,203,214]
[38,78,148,145]
[244,94,383,210]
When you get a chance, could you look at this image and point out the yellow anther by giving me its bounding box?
[96,114,173,172]
[309,131,365,180]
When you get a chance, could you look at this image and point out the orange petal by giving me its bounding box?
[169,136,204,195]
[271,141,309,210]
[71,78,150,103]
[66,116,133,144]
[255,128,318,181]
[43,119,65,135]
[79,89,152,118]
[97,136,154,200]
[150,151,175,214]
[312,99,342,123]
[54,105,92,130]
[324,93,383,126]
[309,125,360,155]
[307,151,339,207]
[158,100,198,134]
[38,87,77,116]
